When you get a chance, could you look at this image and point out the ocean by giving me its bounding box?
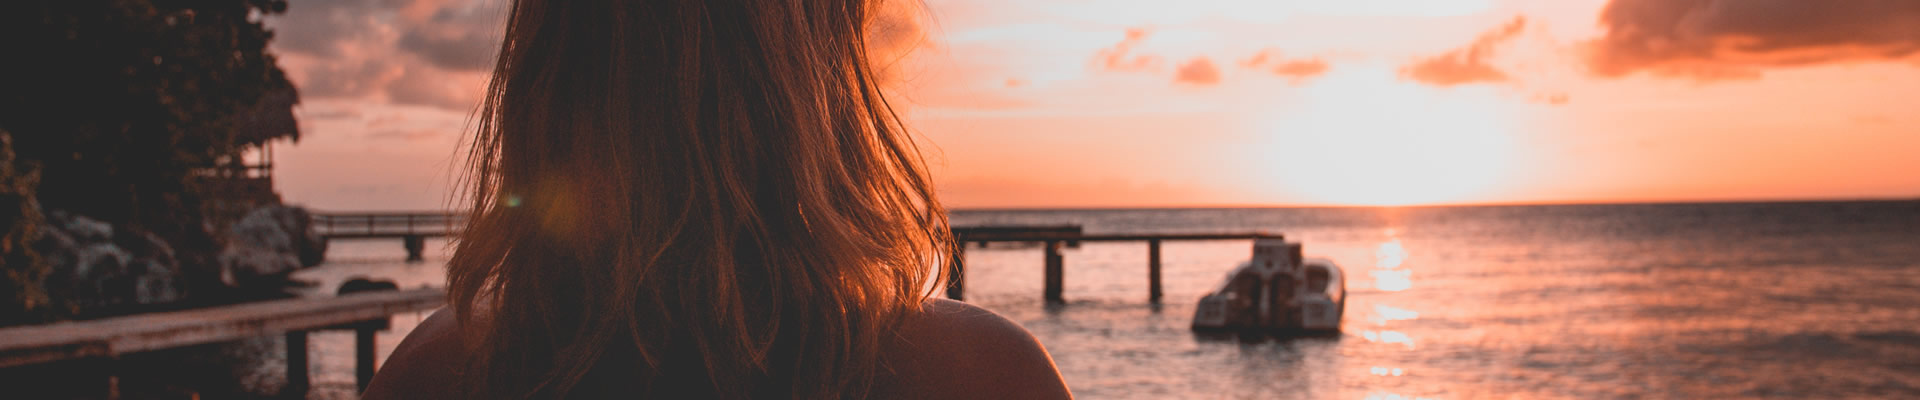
[291,200,1920,399]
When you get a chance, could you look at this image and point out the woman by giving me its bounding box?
[361,0,1072,398]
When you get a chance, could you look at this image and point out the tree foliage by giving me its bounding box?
[0,129,51,323]
[0,0,295,231]
[0,0,298,323]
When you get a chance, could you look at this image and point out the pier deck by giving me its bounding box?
[0,288,445,395]
[948,230,1283,303]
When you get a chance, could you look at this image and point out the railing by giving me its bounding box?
[0,287,445,397]
[947,230,1285,304]
[312,212,464,239]
[303,215,1281,304]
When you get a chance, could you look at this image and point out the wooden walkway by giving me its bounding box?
[947,230,1284,304]
[309,211,1283,303]
[312,212,463,261]
[312,212,462,239]
[0,288,445,395]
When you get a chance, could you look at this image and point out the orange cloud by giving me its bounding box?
[1530,92,1570,105]
[1588,0,1920,80]
[1175,57,1221,86]
[1241,50,1330,84]
[1092,28,1161,72]
[1401,16,1527,87]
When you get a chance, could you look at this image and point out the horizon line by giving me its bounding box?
[946,194,1920,212]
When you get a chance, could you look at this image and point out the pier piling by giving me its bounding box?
[1148,239,1163,304]
[402,235,425,262]
[283,331,309,397]
[1044,240,1064,304]
[946,231,1281,304]
[355,328,376,391]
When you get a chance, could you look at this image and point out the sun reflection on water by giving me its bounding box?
[1369,304,1421,325]
[1375,239,1407,269]
[1371,237,1414,291]
[1360,329,1418,349]
[1368,366,1406,376]
[1357,230,1438,400]
[1371,269,1413,292]
[1365,392,1437,400]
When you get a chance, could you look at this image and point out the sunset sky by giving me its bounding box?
[265,0,1920,210]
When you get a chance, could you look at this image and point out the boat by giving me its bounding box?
[1190,238,1345,334]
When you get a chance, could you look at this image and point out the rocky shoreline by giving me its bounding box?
[5,204,334,398]
[33,205,328,316]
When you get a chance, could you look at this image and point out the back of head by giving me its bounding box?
[447,0,949,398]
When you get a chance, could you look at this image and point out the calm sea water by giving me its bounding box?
[291,201,1920,399]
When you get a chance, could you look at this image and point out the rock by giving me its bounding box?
[216,245,302,288]
[52,210,111,242]
[72,242,131,308]
[10,206,325,397]
[126,231,180,304]
[30,219,76,272]
[32,211,185,314]
[27,204,329,316]
[217,205,327,289]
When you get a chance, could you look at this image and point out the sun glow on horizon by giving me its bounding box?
[1251,65,1522,206]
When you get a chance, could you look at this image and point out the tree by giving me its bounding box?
[0,0,299,323]
[0,129,51,323]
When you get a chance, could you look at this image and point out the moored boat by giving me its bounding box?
[1191,238,1345,334]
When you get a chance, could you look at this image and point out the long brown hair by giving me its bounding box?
[446,0,949,398]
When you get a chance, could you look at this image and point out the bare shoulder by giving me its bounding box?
[361,307,466,400]
[879,298,1073,399]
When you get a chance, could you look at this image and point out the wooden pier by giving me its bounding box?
[2,212,1272,397]
[0,287,445,397]
[312,211,1101,265]
[312,210,1276,304]
[310,210,1281,304]
[945,230,1284,304]
[313,212,463,262]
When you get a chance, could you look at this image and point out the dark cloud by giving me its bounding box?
[395,7,501,71]
[268,0,498,110]
[1402,16,1527,87]
[293,60,402,98]
[270,0,390,57]
[1174,57,1220,86]
[1589,0,1920,79]
[1093,28,1162,72]
[1241,50,1330,84]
